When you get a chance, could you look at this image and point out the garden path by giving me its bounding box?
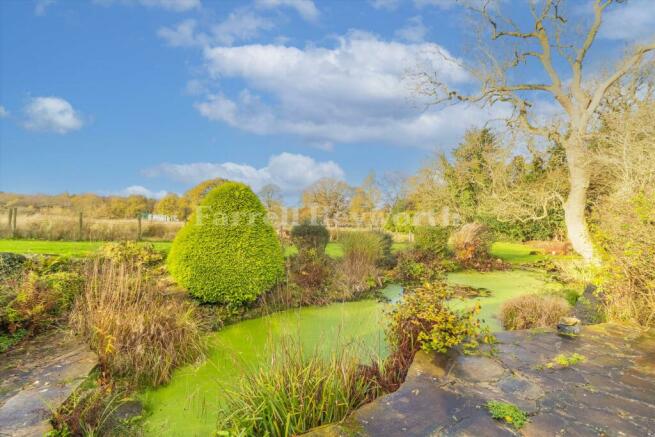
[311,323,655,436]
[0,329,97,437]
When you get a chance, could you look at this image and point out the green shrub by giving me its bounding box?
[100,241,164,267]
[290,222,330,255]
[450,223,494,268]
[0,252,27,279]
[594,191,655,327]
[393,249,457,284]
[3,270,84,333]
[414,226,450,256]
[486,401,528,429]
[373,230,395,268]
[388,281,489,355]
[167,182,285,305]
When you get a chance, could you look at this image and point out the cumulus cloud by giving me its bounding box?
[23,97,84,134]
[600,0,655,41]
[395,16,428,42]
[122,185,168,198]
[255,0,319,22]
[144,152,344,194]
[93,0,200,12]
[193,31,506,149]
[0,106,8,118]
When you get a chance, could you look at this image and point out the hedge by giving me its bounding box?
[167,182,285,305]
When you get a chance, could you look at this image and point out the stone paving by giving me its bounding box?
[0,329,97,437]
[311,323,655,436]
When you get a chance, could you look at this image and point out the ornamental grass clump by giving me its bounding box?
[500,294,570,330]
[70,260,203,387]
[216,340,381,436]
[167,182,285,305]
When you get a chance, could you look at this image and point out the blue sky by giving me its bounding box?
[0,0,652,203]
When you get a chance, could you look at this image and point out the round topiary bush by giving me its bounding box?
[290,222,330,255]
[167,182,285,305]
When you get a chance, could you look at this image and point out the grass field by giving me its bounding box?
[0,238,544,263]
[0,239,172,257]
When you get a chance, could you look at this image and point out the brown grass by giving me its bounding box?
[70,260,203,386]
[500,294,570,330]
[1,213,182,241]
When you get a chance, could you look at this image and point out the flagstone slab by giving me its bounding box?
[310,323,655,437]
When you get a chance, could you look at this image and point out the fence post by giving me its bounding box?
[7,208,13,233]
[12,208,17,238]
[137,215,142,241]
[78,212,84,241]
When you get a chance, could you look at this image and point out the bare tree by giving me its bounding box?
[414,0,655,261]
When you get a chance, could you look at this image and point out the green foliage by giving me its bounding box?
[0,252,27,278]
[216,340,380,436]
[339,231,383,264]
[167,182,285,305]
[551,352,586,367]
[372,230,395,268]
[414,226,450,256]
[100,241,164,267]
[394,249,455,284]
[336,232,384,296]
[290,222,330,255]
[594,191,655,326]
[486,401,528,429]
[0,328,27,353]
[388,281,491,355]
[1,267,84,335]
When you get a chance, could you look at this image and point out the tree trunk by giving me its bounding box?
[563,140,596,262]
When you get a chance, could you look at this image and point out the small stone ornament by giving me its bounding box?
[557,317,581,336]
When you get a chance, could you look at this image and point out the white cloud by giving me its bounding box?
[414,0,456,8]
[395,16,428,42]
[35,0,56,16]
[193,31,503,149]
[144,152,344,194]
[600,0,655,41]
[0,106,8,118]
[23,97,84,134]
[93,0,200,12]
[158,19,202,47]
[122,185,168,198]
[369,0,400,10]
[158,10,274,48]
[212,9,274,45]
[256,0,319,22]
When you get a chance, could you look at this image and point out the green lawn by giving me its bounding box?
[0,239,172,257]
[489,241,545,264]
[0,238,538,263]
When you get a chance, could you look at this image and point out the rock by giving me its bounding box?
[310,323,655,437]
[451,355,506,382]
[0,330,98,436]
[557,317,581,336]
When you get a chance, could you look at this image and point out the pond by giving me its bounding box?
[141,270,556,436]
